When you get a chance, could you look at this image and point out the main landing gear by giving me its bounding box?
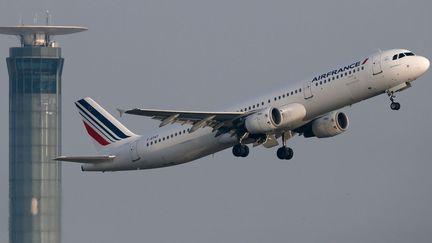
[232,132,295,160]
[387,90,401,111]
[277,133,294,160]
[232,144,249,157]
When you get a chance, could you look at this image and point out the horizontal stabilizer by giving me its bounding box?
[54,155,116,163]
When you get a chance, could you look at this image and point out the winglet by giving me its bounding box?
[117,108,125,118]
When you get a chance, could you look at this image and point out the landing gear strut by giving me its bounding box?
[276,133,294,160]
[232,144,249,157]
[387,90,401,111]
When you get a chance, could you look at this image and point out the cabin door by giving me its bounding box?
[130,140,141,162]
[372,53,383,75]
[303,81,313,99]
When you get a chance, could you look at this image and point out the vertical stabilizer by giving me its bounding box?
[75,97,137,150]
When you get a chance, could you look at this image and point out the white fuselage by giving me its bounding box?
[82,49,429,171]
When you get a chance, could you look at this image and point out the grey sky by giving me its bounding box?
[1,0,432,242]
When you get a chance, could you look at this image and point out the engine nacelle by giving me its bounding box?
[309,111,349,138]
[277,103,307,130]
[245,107,280,134]
[244,103,306,134]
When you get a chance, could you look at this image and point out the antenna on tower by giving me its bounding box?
[33,13,38,25]
[19,14,23,26]
[45,10,51,25]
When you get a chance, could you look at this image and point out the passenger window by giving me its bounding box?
[291,91,294,95]
[316,83,318,86]
[361,66,364,70]
[336,75,339,79]
[262,102,264,105]
[349,71,352,74]
[151,142,153,145]
[353,69,356,73]
[278,96,281,99]
[268,99,271,103]
[332,77,335,80]
[295,90,298,94]
[163,137,165,141]
[253,105,255,108]
[299,88,302,92]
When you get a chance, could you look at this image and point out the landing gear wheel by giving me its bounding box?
[387,90,401,111]
[232,144,249,157]
[240,145,249,157]
[390,102,401,110]
[277,146,294,160]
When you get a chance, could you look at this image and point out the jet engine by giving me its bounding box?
[302,111,349,138]
[244,103,306,134]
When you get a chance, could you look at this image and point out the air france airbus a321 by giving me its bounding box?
[56,49,430,172]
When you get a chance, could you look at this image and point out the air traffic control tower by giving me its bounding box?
[0,24,87,243]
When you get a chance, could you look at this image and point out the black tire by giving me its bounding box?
[395,102,401,110]
[390,102,401,110]
[240,145,249,157]
[286,147,294,160]
[277,146,294,160]
[277,147,287,160]
[232,144,242,157]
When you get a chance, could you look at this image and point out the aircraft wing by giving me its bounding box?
[54,155,116,163]
[122,108,248,133]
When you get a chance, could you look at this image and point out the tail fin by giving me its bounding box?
[75,97,137,149]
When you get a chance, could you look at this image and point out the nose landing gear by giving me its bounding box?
[387,90,401,110]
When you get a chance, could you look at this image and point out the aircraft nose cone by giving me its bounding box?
[417,56,430,76]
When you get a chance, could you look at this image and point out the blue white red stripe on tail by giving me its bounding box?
[75,97,136,147]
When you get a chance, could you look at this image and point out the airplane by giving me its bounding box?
[55,49,430,172]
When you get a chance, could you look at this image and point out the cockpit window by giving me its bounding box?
[392,52,416,61]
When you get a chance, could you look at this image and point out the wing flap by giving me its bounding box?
[54,155,115,163]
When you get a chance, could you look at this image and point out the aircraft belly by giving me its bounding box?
[143,131,233,168]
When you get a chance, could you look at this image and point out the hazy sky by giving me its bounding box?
[1,0,432,242]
